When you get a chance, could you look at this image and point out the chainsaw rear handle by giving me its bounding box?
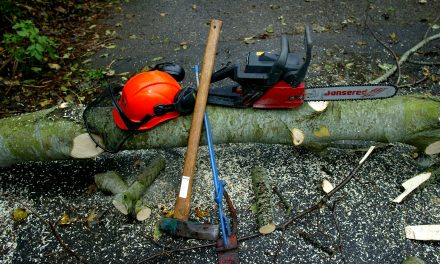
[267,35,289,86]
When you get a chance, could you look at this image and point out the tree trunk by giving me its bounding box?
[0,95,439,167]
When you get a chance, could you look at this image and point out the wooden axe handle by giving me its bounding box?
[173,19,223,221]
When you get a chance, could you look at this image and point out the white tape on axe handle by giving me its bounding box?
[179,176,190,198]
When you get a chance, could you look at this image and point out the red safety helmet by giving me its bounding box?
[111,70,183,130]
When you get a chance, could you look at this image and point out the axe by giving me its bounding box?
[160,19,223,240]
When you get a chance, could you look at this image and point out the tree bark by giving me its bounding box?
[0,95,439,167]
[251,166,276,234]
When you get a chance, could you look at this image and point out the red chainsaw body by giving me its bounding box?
[252,80,305,109]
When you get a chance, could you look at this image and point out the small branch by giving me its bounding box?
[138,147,376,263]
[397,76,429,89]
[423,14,440,40]
[298,231,336,257]
[273,186,292,216]
[277,147,375,241]
[1,193,89,264]
[371,32,440,84]
[366,19,401,85]
[408,59,440,66]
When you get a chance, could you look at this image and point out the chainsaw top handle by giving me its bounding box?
[210,25,312,90]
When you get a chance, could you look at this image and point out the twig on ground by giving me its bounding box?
[423,14,440,40]
[273,186,292,216]
[408,59,440,66]
[138,147,376,263]
[0,193,89,264]
[273,147,376,262]
[371,32,440,84]
[365,19,401,85]
[298,231,336,257]
[397,76,429,88]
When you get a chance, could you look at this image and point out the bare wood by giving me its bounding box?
[173,19,223,221]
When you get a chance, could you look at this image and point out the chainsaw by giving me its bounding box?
[207,26,396,108]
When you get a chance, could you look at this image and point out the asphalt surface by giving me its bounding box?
[1,0,440,263]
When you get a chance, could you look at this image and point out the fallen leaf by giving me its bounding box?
[115,22,122,27]
[342,16,356,25]
[89,24,96,29]
[86,209,100,227]
[388,32,399,43]
[105,69,115,76]
[58,213,77,225]
[345,62,354,69]
[422,66,430,76]
[243,36,256,44]
[278,16,287,26]
[313,24,329,33]
[195,207,210,218]
[152,56,163,62]
[48,63,61,70]
[82,59,92,64]
[39,99,53,107]
[192,4,197,10]
[11,208,29,222]
[31,67,42,73]
[432,24,440,30]
[180,41,188,49]
[418,0,427,4]
[356,41,368,47]
[265,24,274,33]
[87,183,97,193]
[160,12,167,17]
[105,44,117,49]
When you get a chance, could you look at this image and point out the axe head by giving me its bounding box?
[160,217,220,241]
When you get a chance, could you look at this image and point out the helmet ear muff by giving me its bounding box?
[173,87,195,115]
[153,63,185,82]
[153,87,195,116]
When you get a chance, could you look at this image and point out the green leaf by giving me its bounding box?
[265,24,274,33]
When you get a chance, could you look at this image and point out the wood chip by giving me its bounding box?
[405,225,440,240]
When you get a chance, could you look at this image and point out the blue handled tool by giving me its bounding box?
[195,65,231,248]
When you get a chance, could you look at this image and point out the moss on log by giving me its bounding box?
[0,95,439,167]
[251,166,276,234]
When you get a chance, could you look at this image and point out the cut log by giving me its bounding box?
[251,166,276,235]
[0,95,439,167]
[95,157,165,220]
